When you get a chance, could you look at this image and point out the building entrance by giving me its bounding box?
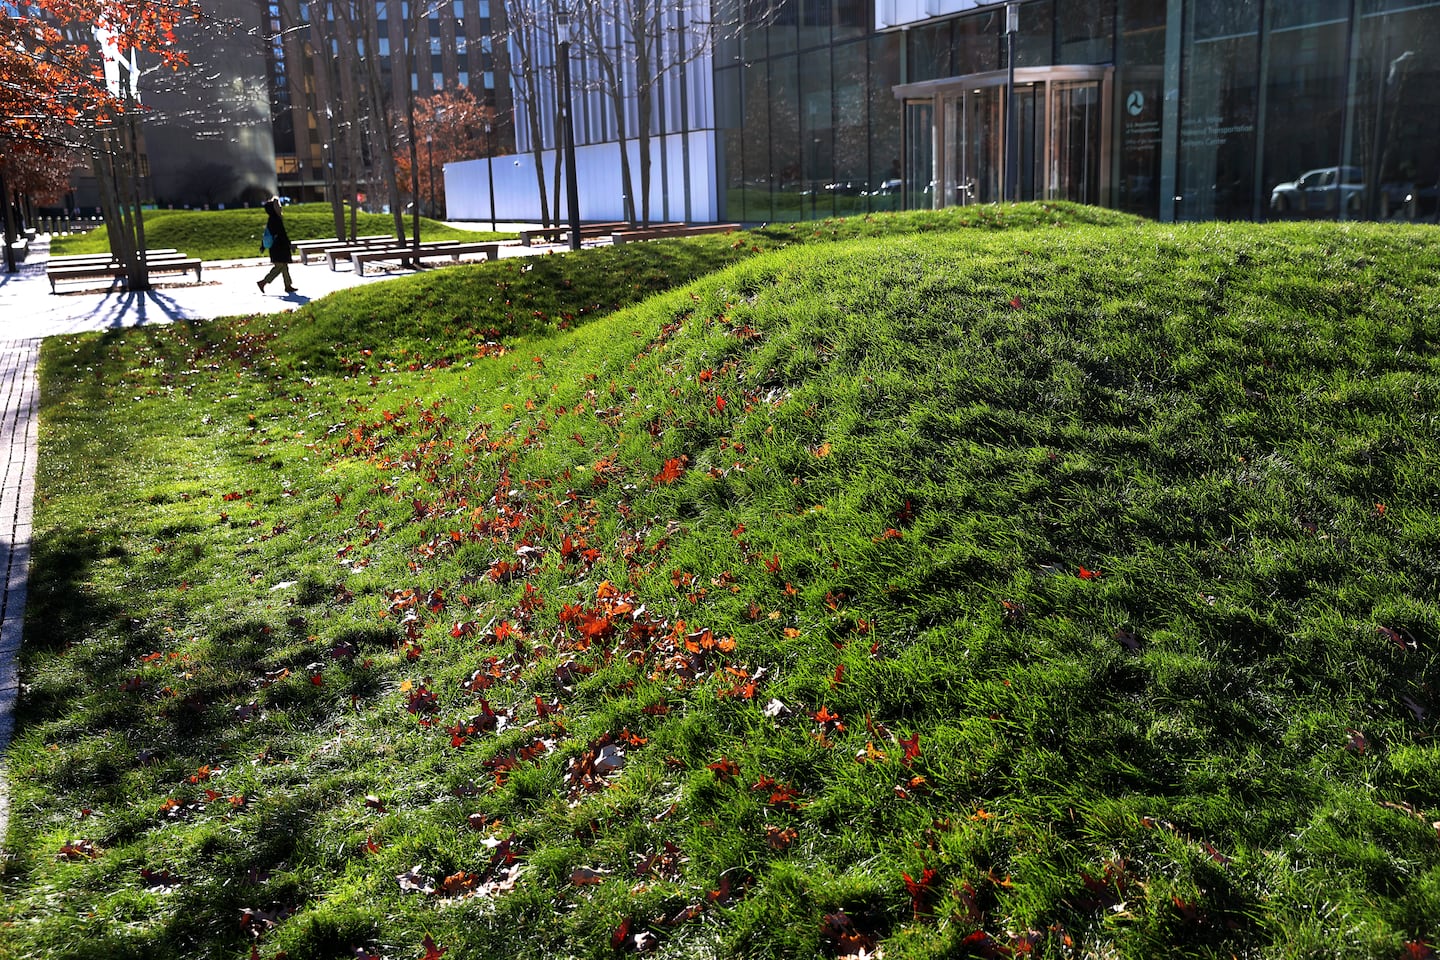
[896,65,1113,209]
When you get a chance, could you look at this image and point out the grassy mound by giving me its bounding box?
[47,203,513,262]
[5,206,1438,960]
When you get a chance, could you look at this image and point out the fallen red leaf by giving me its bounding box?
[610,917,633,950]
[652,456,688,485]
[902,866,937,918]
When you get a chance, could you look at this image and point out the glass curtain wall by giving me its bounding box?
[1344,0,1440,221]
[1177,0,1259,220]
[1115,0,1165,216]
[722,0,903,220]
[719,0,1440,223]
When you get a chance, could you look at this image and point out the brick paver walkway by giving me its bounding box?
[0,338,38,860]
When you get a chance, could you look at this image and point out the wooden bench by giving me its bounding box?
[324,240,463,271]
[517,221,632,246]
[609,223,743,244]
[47,256,202,293]
[295,235,393,265]
[351,241,502,276]
[48,249,179,267]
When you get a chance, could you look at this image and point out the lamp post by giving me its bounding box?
[485,120,498,231]
[426,133,435,218]
[557,7,582,251]
[1005,1,1019,203]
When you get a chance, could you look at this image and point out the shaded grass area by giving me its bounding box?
[47,203,513,262]
[5,205,1439,960]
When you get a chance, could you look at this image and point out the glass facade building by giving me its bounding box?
[715,0,1440,223]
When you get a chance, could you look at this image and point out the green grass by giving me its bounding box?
[47,203,514,262]
[5,202,1439,960]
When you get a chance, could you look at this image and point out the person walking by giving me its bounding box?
[256,197,297,293]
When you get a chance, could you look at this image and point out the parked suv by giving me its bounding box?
[1270,166,1365,216]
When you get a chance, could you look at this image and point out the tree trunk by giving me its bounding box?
[405,3,424,259]
[551,100,564,224]
[302,0,346,238]
[633,1,655,226]
[0,168,16,274]
[585,15,637,226]
[127,110,150,290]
[359,10,405,242]
[509,17,551,227]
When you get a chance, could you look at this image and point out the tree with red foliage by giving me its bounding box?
[393,88,499,219]
[1,0,198,281]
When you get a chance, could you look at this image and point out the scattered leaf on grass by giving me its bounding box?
[570,867,607,886]
[58,839,101,860]
[397,865,436,895]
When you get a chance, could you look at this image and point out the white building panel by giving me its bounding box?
[444,129,718,223]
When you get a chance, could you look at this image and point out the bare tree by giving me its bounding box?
[505,0,765,227]
[498,0,555,227]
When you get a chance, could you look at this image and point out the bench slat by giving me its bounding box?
[326,241,457,270]
[518,221,632,246]
[609,223,742,244]
[352,242,501,276]
[48,258,202,293]
[297,236,394,265]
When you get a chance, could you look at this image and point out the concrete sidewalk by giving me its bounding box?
[0,236,529,340]
[0,229,561,858]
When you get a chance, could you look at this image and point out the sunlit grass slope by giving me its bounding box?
[4,205,1438,960]
[47,203,513,261]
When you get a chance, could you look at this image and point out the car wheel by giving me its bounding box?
[1271,196,1289,215]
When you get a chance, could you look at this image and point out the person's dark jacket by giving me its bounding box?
[263,209,293,264]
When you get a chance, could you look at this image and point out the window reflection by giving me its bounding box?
[714,0,1439,224]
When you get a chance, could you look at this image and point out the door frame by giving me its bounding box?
[894,64,1115,209]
